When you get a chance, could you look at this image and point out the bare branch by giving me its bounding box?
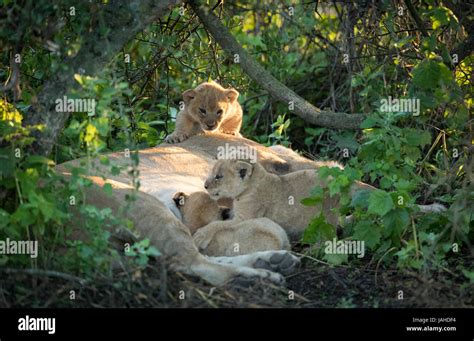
[404,0,429,37]
[189,1,365,130]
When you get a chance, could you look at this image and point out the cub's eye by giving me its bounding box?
[216,109,223,116]
[199,108,207,115]
[215,174,223,180]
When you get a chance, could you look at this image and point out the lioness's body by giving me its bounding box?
[57,133,444,285]
[56,134,310,285]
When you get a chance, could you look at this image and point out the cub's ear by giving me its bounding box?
[173,192,187,207]
[235,161,253,179]
[182,89,196,105]
[261,159,290,175]
[225,89,239,103]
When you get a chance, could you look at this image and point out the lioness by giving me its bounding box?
[204,159,446,240]
[164,81,243,143]
[56,134,313,286]
[173,191,289,257]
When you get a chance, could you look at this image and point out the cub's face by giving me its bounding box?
[182,82,239,132]
[173,191,230,234]
[204,160,254,200]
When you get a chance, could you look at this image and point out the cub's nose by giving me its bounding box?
[204,181,209,189]
[206,123,216,129]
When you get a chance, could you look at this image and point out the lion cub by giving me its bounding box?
[165,81,242,144]
[173,191,231,235]
[204,159,368,240]
[204,160,445,241]
[173,191,289,256]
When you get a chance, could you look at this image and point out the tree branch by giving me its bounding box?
[444,0,474,67]
[23,0,181,156]
[189,1,365,130]
[403,0,429,37]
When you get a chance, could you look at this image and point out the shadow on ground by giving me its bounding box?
[1,253,472,308]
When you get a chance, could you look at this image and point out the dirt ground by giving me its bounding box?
[1,252,472,308]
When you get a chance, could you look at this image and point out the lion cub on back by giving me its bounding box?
[204,159,362,240]
[204,159,445,241]
[173,191,289,256]
[165,81,242,143]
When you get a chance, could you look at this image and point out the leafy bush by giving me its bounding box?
[0,0,472,283]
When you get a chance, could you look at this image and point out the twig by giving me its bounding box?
[189,0,365,130]
[403,0,429,37]
[411,217,420,260]
[1,268,88,286]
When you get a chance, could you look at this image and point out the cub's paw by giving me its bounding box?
[164,133,189,144]
[253,251,300,276]
[221,130,241,137]
[193,229,215,251]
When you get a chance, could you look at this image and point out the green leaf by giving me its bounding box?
[103,183,113,197]
[394,179,415,192]
[147,246,161,257]
[404,128,431,147]
[412,60,453,91]
[379,177,392,189]
[0,209,10,229]
[368,190,394,216]
[111,166,121,176]
[305,127,326,136]
[93,117,109,136]
[310,186,325,200]
[0,148,15,176]
[353,220,381,249]
[301,197,321,206]
[430,8,450,30]
[25,155,55,167]
[382,208,410,237]
[323,252,348,265]
[327,175,350,197]
[361,117,377,128]
[302,214,336,244]
[351,189,371,209]
[462,270,474,283]
[99,156,110,165]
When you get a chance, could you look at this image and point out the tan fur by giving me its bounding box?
[173,191,289,256]
[173,191,229,235]
[204,159,374,240]
[204,159,445,242]
[193,218,290,257]
[56,134,311,286]
[165,81,243,143]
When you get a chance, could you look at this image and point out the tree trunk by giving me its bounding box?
[24,0,181,156]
